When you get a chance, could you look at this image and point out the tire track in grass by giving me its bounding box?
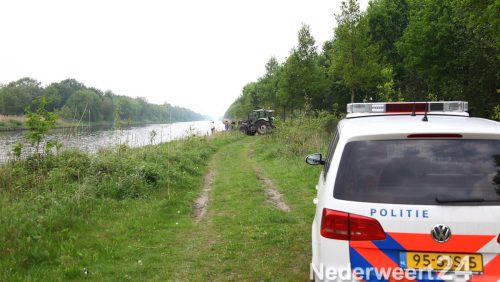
[192,161,216,223]
[248,149,290,212]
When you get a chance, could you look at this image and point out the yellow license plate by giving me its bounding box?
[401,252,483,272]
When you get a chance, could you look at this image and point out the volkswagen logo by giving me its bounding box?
[431,224,451,243]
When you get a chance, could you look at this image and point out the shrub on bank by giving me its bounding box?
[266,112,338,158]
[0,137,220,199]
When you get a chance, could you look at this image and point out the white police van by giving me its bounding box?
[306,102,500,282]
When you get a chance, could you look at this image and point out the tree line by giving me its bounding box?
[0,77,206,124]
[224,0,499,120]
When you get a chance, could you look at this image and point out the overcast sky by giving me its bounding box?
[0,0,368,118]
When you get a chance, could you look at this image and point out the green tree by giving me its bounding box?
[25,97,58,153]
[377,67,404,102]
[0,77,205,124]
[60,89,101,122]
[0,77,42,115]
[318,40,351,110]
[280,24,326,114]
[51,79,86,107]
[257,57,282,110]
[224,0,498,120]
[366,0,410,96]
[100,92,115,122]
[397,0,498,116]
[331,0,382,103]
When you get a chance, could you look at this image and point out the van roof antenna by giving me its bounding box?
[422,102,429,122]
[411,92,417,117]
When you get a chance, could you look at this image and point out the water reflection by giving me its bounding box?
[0,121,224,162]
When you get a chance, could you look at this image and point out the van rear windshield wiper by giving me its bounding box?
[435,196,500,204]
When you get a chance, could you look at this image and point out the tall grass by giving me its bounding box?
[264,112,338,158]
[0,114,98,130]
[0,115,26,122]
[0,132,240,279]
[0,115,26,129]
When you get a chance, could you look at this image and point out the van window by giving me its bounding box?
[323,130,339,179]
[333,139,500,205]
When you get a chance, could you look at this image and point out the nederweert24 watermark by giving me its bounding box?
[310,264,440,281]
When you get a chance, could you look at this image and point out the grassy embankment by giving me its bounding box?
[0,115,334,280]
[0,115,79,131]
[0,115,27,130]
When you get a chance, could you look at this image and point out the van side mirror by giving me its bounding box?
[305,153,325,165]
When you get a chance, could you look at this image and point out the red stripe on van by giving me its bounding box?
[389,233,495,253]
[470,254,500,281]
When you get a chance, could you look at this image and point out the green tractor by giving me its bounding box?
[239,109,275,135]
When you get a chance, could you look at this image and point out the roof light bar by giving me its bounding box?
[346,101,468,115]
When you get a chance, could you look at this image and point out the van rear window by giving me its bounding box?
[333,139,500,205]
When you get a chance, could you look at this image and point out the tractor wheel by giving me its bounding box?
[256,121,270,135]
[247,125,256,135]
[239,125,247,134]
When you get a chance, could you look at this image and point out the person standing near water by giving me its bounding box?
[210,121,215,135]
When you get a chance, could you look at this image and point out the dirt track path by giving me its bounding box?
[168,138,299,280]
[193,143,290,223]
[193,141,291,224]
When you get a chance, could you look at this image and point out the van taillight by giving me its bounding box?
[321,209,386,241]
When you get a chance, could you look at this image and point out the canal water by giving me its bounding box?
[0,120,224,162]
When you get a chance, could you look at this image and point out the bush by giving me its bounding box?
[270,112,338,156]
